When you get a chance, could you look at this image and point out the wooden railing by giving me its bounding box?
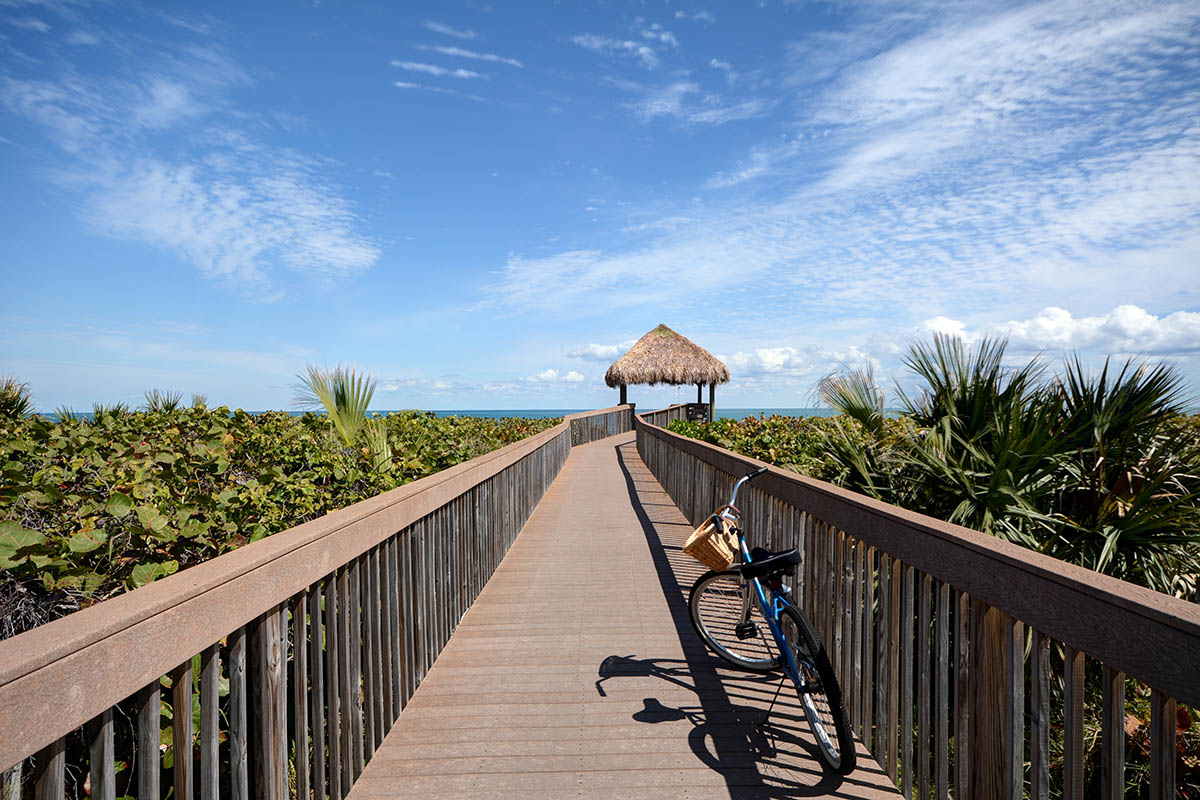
[570,406,633,445]
[637,402,689,429]
[0,406,633,800]
[636,413,1200,800]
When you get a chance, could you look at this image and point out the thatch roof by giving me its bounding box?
[605,324,730,387]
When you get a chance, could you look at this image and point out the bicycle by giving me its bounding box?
[687,466,857,775]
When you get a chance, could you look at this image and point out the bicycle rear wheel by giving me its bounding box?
[689,569,779,671]
[779,606,856,774]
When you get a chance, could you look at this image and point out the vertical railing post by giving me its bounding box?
[969,601,1005,800]
[252,605,286,800]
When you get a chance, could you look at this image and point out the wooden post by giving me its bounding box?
[252,606,287,800]
[708,383,714,422]
[696,383,702,403]
[619,383,627,405]
[970,600,1005,800]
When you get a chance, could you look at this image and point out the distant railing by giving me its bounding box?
[637,403,689,428]
[636,412,1200,800]
[0,406,633,800]
[570,406,632,445]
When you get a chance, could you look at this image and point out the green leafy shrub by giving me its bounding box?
[668,413,876,481]
[0,407,559,636]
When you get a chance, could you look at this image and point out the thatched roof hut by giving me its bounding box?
[605,324,729,419]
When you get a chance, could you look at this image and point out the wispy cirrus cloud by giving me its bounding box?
[392,81,492,104]
[490,0,1200,343]
[391,60,485,79]
[423,20,477,40]
[624,80,773,126]
[0,13,379,297]
[417,44,522,68]
[675,10,716,25]
[572,34,660,69]
[8,17,51,32]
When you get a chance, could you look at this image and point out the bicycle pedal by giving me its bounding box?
[735,622,758,640]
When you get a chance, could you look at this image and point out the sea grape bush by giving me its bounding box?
[667,414,879,481]
[0,407,558,636]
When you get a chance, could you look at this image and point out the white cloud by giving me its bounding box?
[423,21,477,40]
[640,27,678,48]
[67,30,100,45]
[628,81,772,126]
[572,34,660,69]
[487,0,1200,337]
[391,61,485,79]
[417,45,522,68]
[709,57,735,86]
[526,368,587,383]
[0,34,378,297]
[9,17,50,32]
[704,147,772,188]
[675,10,716,25]
[719,345,876,380]
[1002,306,1200,355]
[918,316,969,338]
[914,306,1200,357]
[567,342,633,361]
[86,155,379,292]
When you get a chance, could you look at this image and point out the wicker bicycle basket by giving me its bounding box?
[683,516,737,571]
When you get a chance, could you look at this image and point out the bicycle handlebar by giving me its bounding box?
[723,466,769,512]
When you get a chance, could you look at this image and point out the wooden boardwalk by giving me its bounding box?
[348,433,899,799]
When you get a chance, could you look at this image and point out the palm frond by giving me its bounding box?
[818,366,885,435]
[51,404,77,422]
[143,389,183,412]
[294,363,377,446]
[0,375,35,420]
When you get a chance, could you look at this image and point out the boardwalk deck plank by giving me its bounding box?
[347,433,898,799]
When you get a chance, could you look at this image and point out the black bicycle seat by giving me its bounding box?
[740,547,801,580]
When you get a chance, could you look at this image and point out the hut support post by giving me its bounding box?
[696,383,702,403]
[708,383,714,423]
[619,384,627,405]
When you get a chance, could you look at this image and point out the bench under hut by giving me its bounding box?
[605,324,730,422]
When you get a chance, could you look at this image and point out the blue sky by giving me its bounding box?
[2,0,1198,411]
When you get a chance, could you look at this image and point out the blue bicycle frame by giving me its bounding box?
[733,530,809,687]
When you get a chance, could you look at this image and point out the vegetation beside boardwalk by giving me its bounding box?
[0,376,558,637]
[674,336,1200,600]
[671,337,1200,796]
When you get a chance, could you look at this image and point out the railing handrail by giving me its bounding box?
[0,405,631,770]
[635,411,1200,707]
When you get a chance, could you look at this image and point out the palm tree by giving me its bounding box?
[293,364,377,447]
[143,389,183,412]
[818,336,1200,595]
[0,375,34,420]
[1045,357,1200,593]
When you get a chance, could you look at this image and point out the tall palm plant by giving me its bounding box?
[816,367,897,501]
[293,364,377,447]
[817,335,1200,596]
[0,375,34,420]
[1046,357,1200,592]
[894,335,1060,542]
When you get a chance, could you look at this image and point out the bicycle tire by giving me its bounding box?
[779,606,856,774]
[688,569,779,671]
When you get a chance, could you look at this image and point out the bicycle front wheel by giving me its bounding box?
[689,569,779,671]
[779,606,856,774]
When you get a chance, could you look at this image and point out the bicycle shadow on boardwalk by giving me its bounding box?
[610,440,876,799]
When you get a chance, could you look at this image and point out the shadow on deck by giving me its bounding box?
[348,433,898,799]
